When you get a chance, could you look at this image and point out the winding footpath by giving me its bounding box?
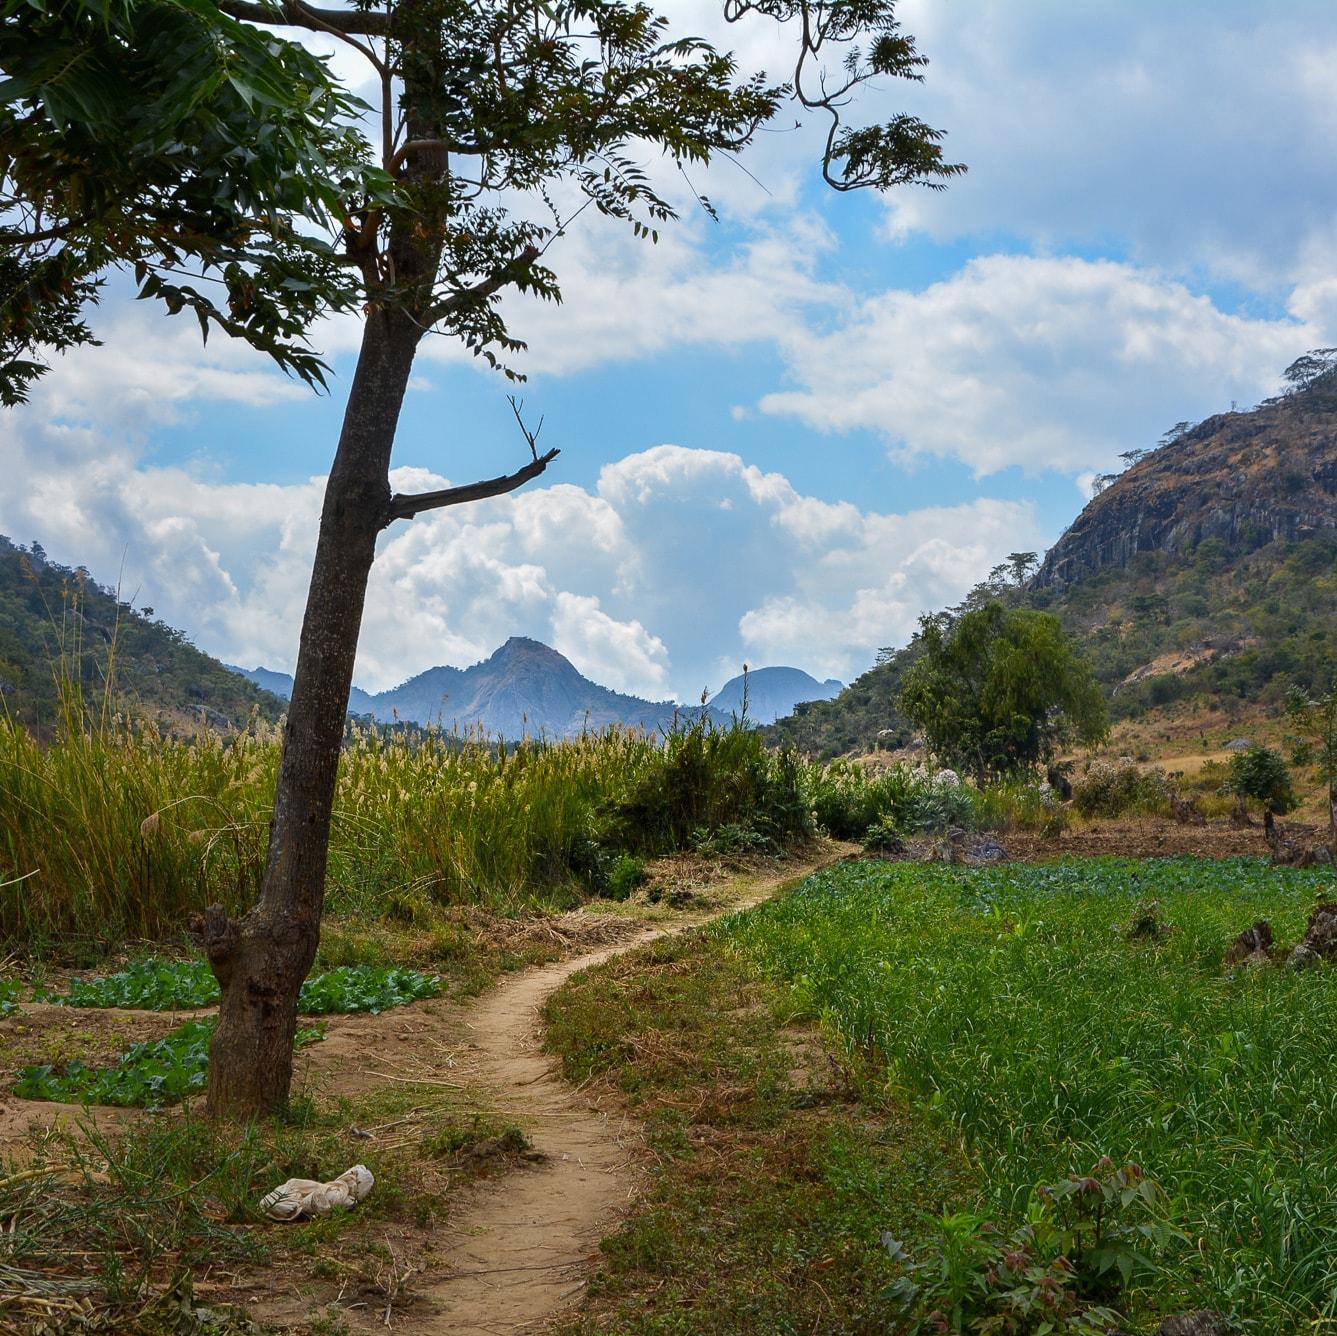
[414,851,845,1334]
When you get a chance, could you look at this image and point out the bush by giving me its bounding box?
[806,761,980,842]
[975,780,1067,834]
[605,854,646,900]
[1071,759,1171,818]
[604,723,812,855]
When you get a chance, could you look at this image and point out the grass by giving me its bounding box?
[720,856,1337,1333]
[0,685,813,948]
[545,932,965,1335]
[0,1078,528,1332]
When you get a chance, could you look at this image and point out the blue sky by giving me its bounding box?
[5,0,1337,702]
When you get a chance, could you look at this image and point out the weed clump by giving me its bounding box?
[884,1159,1181,1335]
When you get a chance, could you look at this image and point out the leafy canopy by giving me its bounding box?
[2,0,964,401]
[899,604,1109,782]
[0,0,377,402]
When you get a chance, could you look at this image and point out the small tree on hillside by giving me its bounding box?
[898,605,1108,784]
[1287,681,1337,851]
[3,0,965,1118]
[1224,744,1295,823]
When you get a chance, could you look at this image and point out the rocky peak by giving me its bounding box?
[1034,390,1337,590]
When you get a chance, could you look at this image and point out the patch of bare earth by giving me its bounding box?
[1007,816,1274,861]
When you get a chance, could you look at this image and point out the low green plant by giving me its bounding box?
[605,853,647,900]
[884,1160,1178,1334]
[689,822,776,857]
[42,956,217,1009]
[0,976,22,1016]
[15,1019,325,1108]
[43,958,442,1015]
[295,964,441,1015]
[863,816,905,855]
[16,1019,214,1108]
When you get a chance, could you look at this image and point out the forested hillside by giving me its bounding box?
[0,536,284,734]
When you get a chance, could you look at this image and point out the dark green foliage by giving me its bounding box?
[604,722,812,855]
[1,0,377,401]
[1224,745,1295,816]
[899,606,1108,782]
[0,534,284,733]
[605,854,647,901]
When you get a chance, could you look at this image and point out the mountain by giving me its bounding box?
[708,666,842,725]
[767,365,1337,758]
[229,665,378,717]
[0,535,285,735]
[236,637,733,739]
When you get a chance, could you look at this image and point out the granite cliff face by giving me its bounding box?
[1035,394,1337,590]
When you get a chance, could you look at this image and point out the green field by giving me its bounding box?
[722,858,1337,1332]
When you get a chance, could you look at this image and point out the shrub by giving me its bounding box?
[605,854,647,900]
[806,761,980,842]
[975,780,1066,834]
[1071,759,1170,818]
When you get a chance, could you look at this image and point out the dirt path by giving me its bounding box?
[405,848,847,1335]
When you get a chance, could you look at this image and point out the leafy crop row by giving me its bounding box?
[723,856,1337,1330]
[15,1020,325,1109]
[40,960,442,1015]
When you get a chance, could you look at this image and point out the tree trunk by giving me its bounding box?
[201,309,419,1119]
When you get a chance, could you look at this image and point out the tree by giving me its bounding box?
[1224,744,1295,821]
[1287,681,1337,851]
[898,605,1108,784]
[3,0,965,1117]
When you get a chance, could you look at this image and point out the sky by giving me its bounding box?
[6,0,1337,701]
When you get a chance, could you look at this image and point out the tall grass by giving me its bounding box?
[0,684,813,945]
[725,857,1337,1331]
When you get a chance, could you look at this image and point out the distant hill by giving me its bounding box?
[0,535,286,735]
[767,360,1337,758]
[708,666,842,725]
[236,637,733,739]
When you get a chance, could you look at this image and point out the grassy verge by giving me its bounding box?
[544,931,966,1335]
[0,1078,532,1333]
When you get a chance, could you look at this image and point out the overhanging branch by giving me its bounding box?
[384,447,560,524]
[216,0,389,36]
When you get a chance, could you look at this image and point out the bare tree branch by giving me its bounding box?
[384,447,560,524]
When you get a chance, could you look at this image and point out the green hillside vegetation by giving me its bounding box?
[0,535,285,734]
